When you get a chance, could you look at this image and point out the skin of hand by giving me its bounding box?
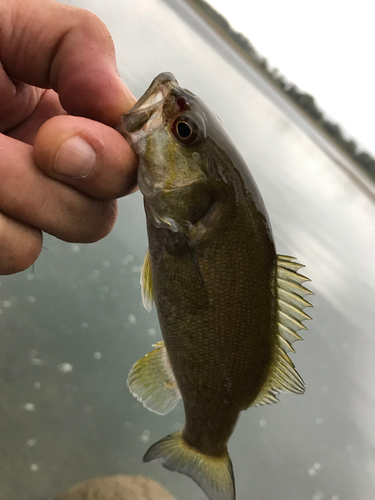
[0,0,138,275]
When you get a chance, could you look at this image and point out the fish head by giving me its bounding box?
[118,72,270,232]
[118,72,222,197]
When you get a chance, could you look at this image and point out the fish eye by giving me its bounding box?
[177,121,192,138]
[171,117,199,145]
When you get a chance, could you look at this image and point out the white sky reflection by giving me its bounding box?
[208,0,375,155]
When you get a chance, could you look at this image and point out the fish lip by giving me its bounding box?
[117,72,178,138]
[128,72,178,114]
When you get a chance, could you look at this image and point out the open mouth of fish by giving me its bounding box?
[117,72,179,142]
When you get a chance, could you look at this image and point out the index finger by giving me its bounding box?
[0,0,135,125]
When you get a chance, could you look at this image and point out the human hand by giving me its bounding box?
[0,0,138,275]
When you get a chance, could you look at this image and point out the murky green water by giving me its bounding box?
[1,1,375,499]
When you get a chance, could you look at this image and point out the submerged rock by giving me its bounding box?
[56,475,177,500]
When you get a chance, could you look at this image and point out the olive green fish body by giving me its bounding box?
[118,73,312,500]
[147,179,277,456]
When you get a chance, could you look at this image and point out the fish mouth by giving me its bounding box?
[117,72,178,142]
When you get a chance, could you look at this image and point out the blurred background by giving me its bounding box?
[1,1,374,499]
[207,0,375,157]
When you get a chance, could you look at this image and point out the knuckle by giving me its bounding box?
[66,5,112,43]
[60,199,118,244]
[0,216,42,275]
[83,199,118,243]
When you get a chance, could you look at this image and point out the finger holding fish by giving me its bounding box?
[0,213,42,275]
[33,115,138,199]
[0,0,138,275]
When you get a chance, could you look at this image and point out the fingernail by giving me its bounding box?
[54,136,96,178]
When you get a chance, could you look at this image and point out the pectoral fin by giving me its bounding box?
[141,248,154,312]
[160,232,209,309]
[252,255,313,407]
[127,341,181,415]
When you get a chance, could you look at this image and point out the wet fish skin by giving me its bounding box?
[118,73,312,500]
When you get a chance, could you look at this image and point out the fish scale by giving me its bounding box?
[118,73,313,500]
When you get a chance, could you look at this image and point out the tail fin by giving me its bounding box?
[143,431,235,500]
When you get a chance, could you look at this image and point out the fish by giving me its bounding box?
[117,72,313,500]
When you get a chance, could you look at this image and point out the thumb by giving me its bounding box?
[54,135,97,179]
[33,115,138,200]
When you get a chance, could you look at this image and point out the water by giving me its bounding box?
[1,1,375,499]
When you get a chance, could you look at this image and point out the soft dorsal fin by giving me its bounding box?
[253,255,313,407]
[127,341,181,415]
[141,248,154,312]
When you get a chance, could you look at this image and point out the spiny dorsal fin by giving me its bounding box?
[141,248,153,312]
[253,255,313,407]
[127,341,181,415]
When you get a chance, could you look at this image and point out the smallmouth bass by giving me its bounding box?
[117,73,313,500]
